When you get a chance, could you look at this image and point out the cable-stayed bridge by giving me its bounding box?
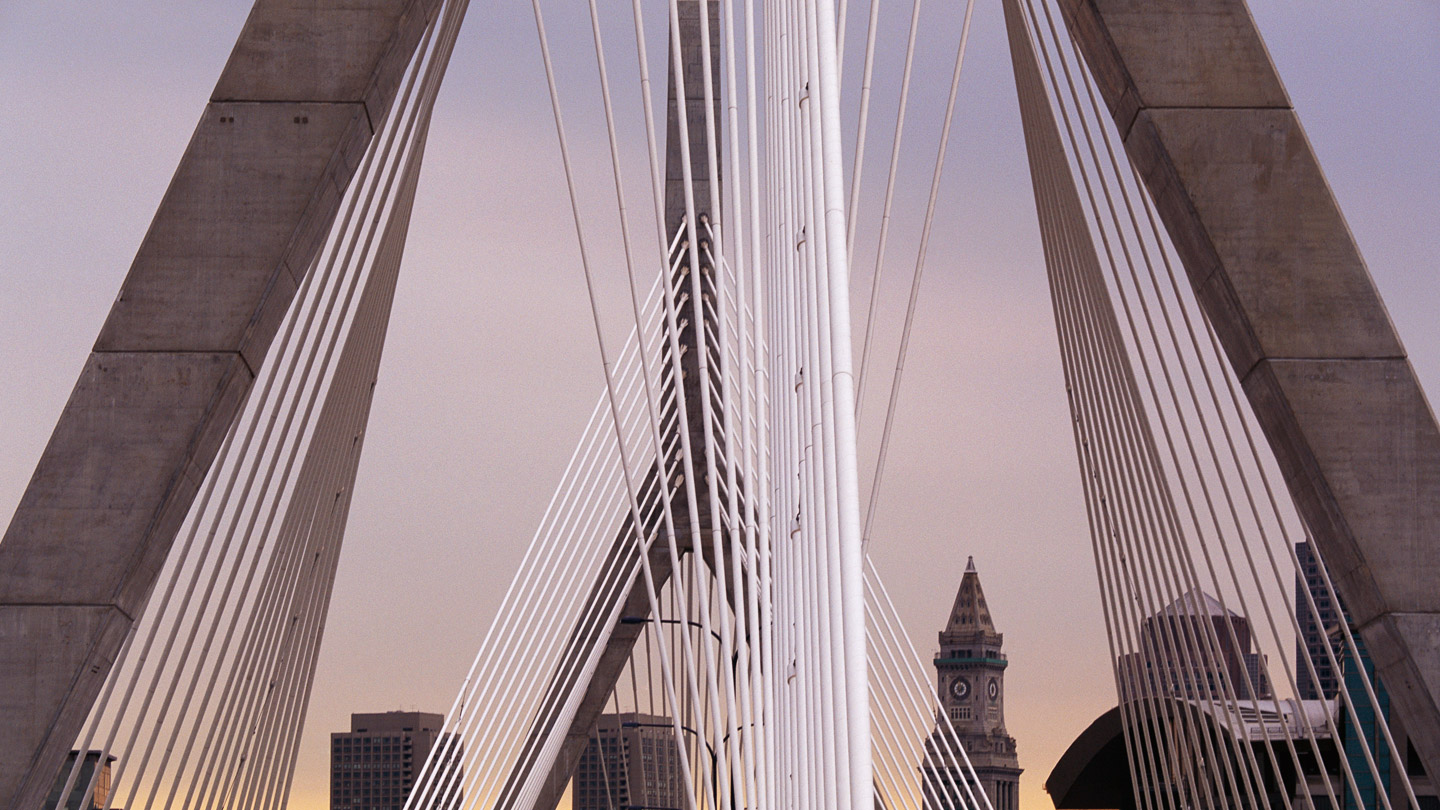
[0,3,1437,810]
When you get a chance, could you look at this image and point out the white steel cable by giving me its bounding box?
[685,7,752,804]
[1068,10,1411,799]
[1054,6,1370,797]
[624,14,749,810]
[843,0,882,264]
[100,55,417,800]
[863,583,979,810]
[783,3,823,802]
[1026,79,1246,810]
[852,0,923,424]
[796,1,856,797]
[1002,9,1272,801]
[224,126,435,810]
[790,11,841,800]
[1023,3,1359,806]
[771,4,810,801]
[420,309,671,778]
[864,630,958,810]
[1002,37,1182,807]
[244,138,425,810]
[73,6,440,795]
[410,343,672,810]
[430,381,674,810]
[864,558,989,810]
[141,47,440,804]
[661,4,742,807]
[860,0,973,548]
[864,671,936,810]
[411,273,685,807]
[715,0,766,781]
[584,0,725,795]
[524,5,690,797]
[807,0,872,801]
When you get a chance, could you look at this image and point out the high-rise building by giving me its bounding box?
[1117,590,1271,702]
[331,711,463,810]
[1295,540,1344,700]
[922,557,1022,810]
[573,713,686,810]
[45,751,114,810]
[1293,541,1402,810]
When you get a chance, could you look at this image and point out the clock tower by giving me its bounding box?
[921,557,1022,810]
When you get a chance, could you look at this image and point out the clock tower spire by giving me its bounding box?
[922,557,1022,810]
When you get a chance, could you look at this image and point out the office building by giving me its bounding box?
[331,711,462,810]
[574,712,686,810]
[45,751,114,810]
[1295,541,1344,700]
[1117,590,1271,702]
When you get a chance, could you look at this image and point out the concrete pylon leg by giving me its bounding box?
[0,1,438,806]
[1058,0,1440,782]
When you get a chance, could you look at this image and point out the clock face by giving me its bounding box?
[988,678,1000,702]
[950,677,970,701]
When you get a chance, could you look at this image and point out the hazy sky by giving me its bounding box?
[1,3,1436,810]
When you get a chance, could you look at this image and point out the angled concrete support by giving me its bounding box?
[1058,0,1440,781]
[0,1,437,805]
[492,487,684,810]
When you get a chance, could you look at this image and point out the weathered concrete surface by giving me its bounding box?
[92,102,372,372]
[663,0,724,233]
[1059,0,1440,781]
[0,606,131,792]
[0,1,436,806]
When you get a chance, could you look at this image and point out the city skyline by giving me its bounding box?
[0,3,1436,810]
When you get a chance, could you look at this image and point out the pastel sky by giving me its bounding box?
[0,3,1436,810]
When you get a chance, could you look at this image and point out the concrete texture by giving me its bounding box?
[1059,0,1440,782]
[0,1,438,806]
[663,0,724,233]
[93,102,373,371]
[0,606,131,799]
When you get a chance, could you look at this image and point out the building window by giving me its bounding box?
[949,705,972,721]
